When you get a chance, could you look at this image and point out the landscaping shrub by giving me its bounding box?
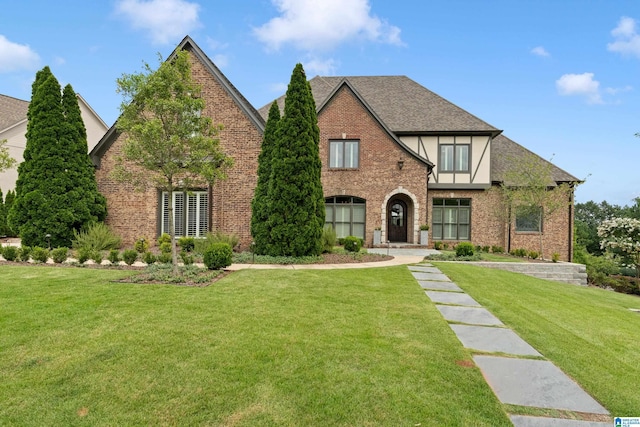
[607,275,640,295]
[475,245,482,253]
[134,237,149,253]
[455,242,474,257]
[142,251,157,265]
[194,231,240,254]
[18,246,32,262]
[122,249,138,266]
[157,252,172,264]
[482,245,490,253]
[2,246,18,261]
[180,251,194,265]
[342,236,362,253]
[157,233,172,253]
[91,250,103,265]
[491,245,504,254]
[529,251,540,260]
[108,249,121,265]
[76,248,91,264]
[72,222,121,252]
[434,241,443,250]
[510,248,528,257]
[178,236,195,252]
[552,252,560,263]
[50,247,68,264]
[31,247,49,263]
[203,243,233,270]
[321,225,337,253]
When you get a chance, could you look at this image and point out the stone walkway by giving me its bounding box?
[408,263,611,427]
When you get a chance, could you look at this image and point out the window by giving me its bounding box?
[432,198,470,240]
[515,206,542,232]
[325,196,365,239]
[439,144,469,172]
[329,140,359,169]
[161,190,208,237]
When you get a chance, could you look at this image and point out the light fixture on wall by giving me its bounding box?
[397,158,404,170]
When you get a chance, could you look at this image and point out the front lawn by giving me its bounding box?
[435,262,640,416]
[0,265,510,426]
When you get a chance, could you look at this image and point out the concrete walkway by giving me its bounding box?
[408,263,611,427]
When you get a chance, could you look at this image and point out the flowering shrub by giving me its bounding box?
[598,217,640,277]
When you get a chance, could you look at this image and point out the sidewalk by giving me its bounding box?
[408,263,611,427]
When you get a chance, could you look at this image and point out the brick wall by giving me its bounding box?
[96,49,262,248]
[318,86,429,246]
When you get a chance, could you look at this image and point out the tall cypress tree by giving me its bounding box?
[9,68,106,247]
[251,101,280,255]
[266,64,324,256]
[4,190,15,237]
[0,189,5,236]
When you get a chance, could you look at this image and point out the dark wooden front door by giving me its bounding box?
[388,200,407,242]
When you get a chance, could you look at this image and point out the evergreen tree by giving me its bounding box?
[0,189,5,236]
[8,67,106,247]
[251,101,280,254]
[266,64,325,256]
[4,190,16,237]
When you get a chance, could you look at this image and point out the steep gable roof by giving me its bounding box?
[491,134,579,184]
[0,94,29,132]
[260,75,500,135]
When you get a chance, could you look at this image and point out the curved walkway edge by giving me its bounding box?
[227,255,424,270]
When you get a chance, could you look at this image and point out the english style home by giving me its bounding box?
[91,36,579,261]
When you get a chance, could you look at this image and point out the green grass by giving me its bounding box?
[0,265,511,426]
[435,262,640,416]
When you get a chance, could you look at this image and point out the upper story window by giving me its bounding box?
[329,140,359,169]
[440,144,469,172]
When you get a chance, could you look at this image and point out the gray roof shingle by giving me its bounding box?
[0,94,29,131]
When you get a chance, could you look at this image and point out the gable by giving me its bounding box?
[0,94,29,132]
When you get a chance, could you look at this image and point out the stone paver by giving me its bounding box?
[411,271,451,282]
[449,324,541,356]
[418,281,463,291]
[510,415,611,427]
[474,356,609,414]
[425,291,481,307]
[408,265,441,274]
[436,305,504,326]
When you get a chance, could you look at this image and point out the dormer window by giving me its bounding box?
[329,140,359,169]
[440,143,469,172]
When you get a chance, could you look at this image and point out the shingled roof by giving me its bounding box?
[259,75,500,134]
[491,134,578,184]
[0,94,29,131]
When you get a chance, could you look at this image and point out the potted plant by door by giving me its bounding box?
[419,224,429,245]
[373,227,382,245]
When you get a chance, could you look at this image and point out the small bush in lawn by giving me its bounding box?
[491,245,504,254]
[552,252,560,263]
[343,236,361,253]
[91,250,104,265]
[203,243,233,270]
[180,251,194,265]
[18,246,32,262]
[455,242,475,257]
[2,246,18,261]
[134,237,149,253]
[50,247,68,264]
[72,222,121,252]
[31,247,49,263]
[76,248,91,264]
[178,236,195,252]
[157,252,172,264]
[528,251,539,260]
[159,242,172,254]
[142,251,157,265]
[321,225,337,253]
[122,249,138,266]
[108,249,121,265]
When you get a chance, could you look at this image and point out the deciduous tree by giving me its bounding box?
[598,217,640,277]
[114,50,232,270]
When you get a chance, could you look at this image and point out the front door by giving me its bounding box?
[388,200,407,242]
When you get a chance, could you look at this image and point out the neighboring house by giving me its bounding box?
[0,93,108,192]
[91,36,579,261]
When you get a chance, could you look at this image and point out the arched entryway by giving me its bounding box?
[387,197,412,242]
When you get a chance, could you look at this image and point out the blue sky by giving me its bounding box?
[1,0,639,205]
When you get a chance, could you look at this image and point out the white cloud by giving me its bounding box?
[0,35,40,73]
[253,0,402,52]
[605,85,633,95]
[607,16,640,58]
[556,73,603,104]
[303,57,338,75]
[115,0,201,45]
[531,46,549,57]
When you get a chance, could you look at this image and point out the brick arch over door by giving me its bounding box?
[381,187,420,243]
